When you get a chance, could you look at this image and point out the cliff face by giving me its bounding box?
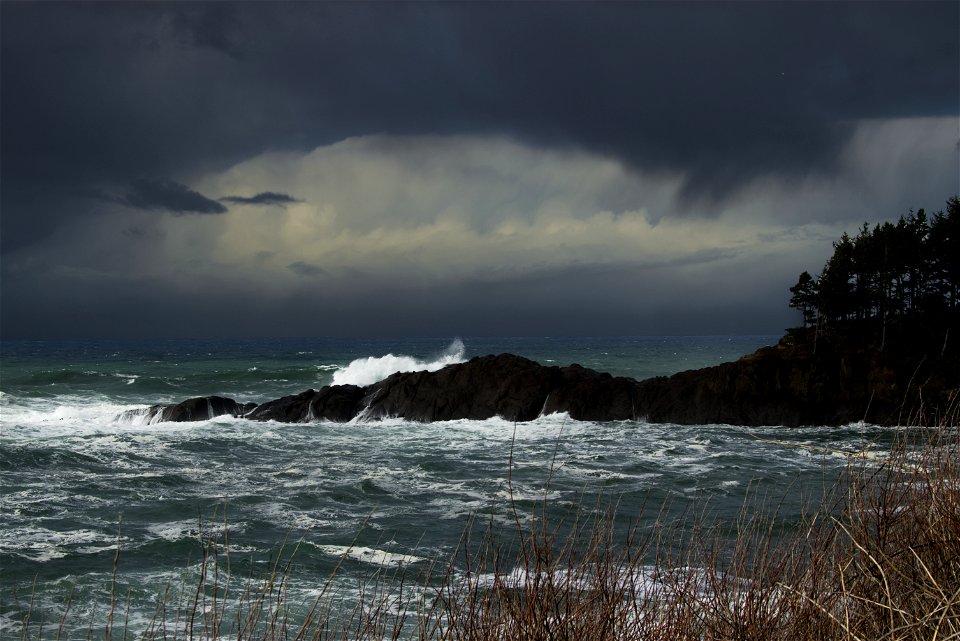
[636,331,956,426]
[134,323,958,427]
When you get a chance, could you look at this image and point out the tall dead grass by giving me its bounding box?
[423,420,959,641]
[15,417,960,640]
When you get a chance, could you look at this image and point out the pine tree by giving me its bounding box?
[787,197,958,342]
[928,197,959,310]
[789,271,818,327]
[817,232,855,323]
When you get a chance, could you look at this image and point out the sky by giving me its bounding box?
[2,1,958,340]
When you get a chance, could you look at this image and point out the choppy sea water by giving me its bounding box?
[0,336,898,637]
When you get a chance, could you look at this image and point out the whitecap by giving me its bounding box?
[331,338,466,387]
[0,526,123,562]
[313,544,428,567]
[145,519,244,542]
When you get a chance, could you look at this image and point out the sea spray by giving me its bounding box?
[332,337,466,387]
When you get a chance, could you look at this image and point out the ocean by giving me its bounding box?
[0,335,898,638]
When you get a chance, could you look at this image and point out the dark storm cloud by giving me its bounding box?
[221,192,302,206]
[1,1,957,339]
[255,1,956,205]
[123,179,228,214]
[3,2,957,245]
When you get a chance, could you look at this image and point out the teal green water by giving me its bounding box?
[0,336,895,638]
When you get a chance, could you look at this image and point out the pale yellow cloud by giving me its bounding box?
[189,134,800,291]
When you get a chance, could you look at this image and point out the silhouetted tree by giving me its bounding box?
[817,232,855,323]
[928,197,959,310]
[789,271,818,327]
[787,197,958,335]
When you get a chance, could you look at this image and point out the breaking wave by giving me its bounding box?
[331,338,466,387]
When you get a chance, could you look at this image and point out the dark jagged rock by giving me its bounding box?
[541,364,643,421]
[309,384,366,422]
[361,354,554,422]
[244,389,317,422]
[246,385,364,423]
[359,354,642,422]
[634,325,958,426]
[141,395,256,423]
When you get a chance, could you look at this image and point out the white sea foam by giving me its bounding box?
[331,338,466,387]
[466,563,670,600]
[314,544,428,567]
[145,519,245,542]
[2,395,151,431]
[0,526,123,562]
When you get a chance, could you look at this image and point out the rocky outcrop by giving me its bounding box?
[140,395,256,423]
[245,385,364,423]
[136,355,643,424]
[134,323,958,427]
[359,354,641,422]
[634,326,958,426]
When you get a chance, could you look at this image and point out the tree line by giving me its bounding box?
[789,197,959,334]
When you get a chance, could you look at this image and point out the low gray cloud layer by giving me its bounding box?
[1,2,957,339]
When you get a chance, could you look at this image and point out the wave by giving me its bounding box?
[312,544,428,567]
[331,338,466,387]
[0,525,126,562]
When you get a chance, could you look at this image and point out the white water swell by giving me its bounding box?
[331,338,466,387]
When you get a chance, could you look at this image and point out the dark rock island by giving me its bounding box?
[136,200,958,427]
